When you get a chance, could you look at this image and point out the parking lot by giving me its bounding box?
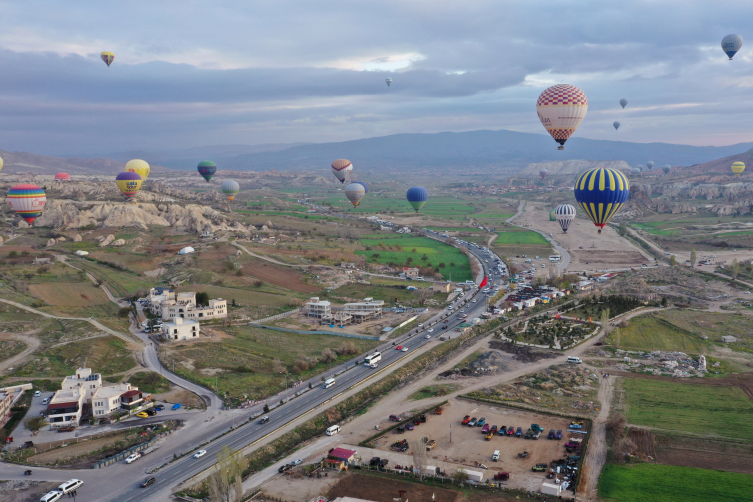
[370,397,583,492]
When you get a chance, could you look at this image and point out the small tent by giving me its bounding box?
[178,246,195,255]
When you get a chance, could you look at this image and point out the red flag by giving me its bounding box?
[479,276,488,288]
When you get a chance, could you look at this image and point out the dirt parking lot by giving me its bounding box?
[365,397,583,492]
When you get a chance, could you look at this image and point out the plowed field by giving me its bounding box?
[28,282,110,306]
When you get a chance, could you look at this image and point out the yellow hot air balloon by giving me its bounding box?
[0,155,3,173]
[731,161,746,177]
[125,159,150,180]
[101,51,115,67]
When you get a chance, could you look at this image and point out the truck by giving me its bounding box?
[530,424,544,433]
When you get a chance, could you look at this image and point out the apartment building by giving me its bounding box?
[0,384,32,427]
[161,298,227,321]
[47,388,85,430]
[343,298,383,322]
[120,389,146,412]
[306,297,331,318]
[160,317,200,342]
[61,368,102,405]
[92,383,135,417]
[148,286,175,316]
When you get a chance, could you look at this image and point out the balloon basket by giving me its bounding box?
[557,146,564,150]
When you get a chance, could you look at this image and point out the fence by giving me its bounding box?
[250,308,301,324]
[93,436,159,469]
[251,325,380,340]
[21,429,125,454]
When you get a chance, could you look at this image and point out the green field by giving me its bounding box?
[610,316,709,353]
[356,235,471,281]
[317,194,478,220]
[71,258,150,296]
[622,378,753,441]
[599,463,753,502]
[125,371,171,394]
[494,230,550,245]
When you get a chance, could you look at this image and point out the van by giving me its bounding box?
[323,378,336,389]
[58,479,84,494]
[567,357,582,364]
[40,492,63,502]
[492,450,500,461]
[326,425,340,436]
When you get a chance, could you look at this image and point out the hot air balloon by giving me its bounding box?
[554,204,576,233]
[632,167,642,176]
[662,165,671,174]
[385,78,392,87]
[331,159,352,184]
[406,186,428,212]
[345,182,366,207]
[125,159,150,181]
[574,167,629,234]
[539,169,548,180]
[101,51,114,67]
[722,34,743,60]
[7,184,46,225]
[646,161,654,170]
[549,208,556,221]
[115,172,143,198]
[221,179,240,201]
[619,98,628,109]
[55,173,71,182]
[352,180,368,193]
[0,156,4,172]
[536,84,588,150]
[613,121,620,130]
[731,161,746,177]
[197,161,217,182]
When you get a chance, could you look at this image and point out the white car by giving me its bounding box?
[34,391,41,397]
[291,459,303,466]
[125,452,141,464]
[425,334,431,339]
[471,299,477,303]
[401,347,409,352]
[194,450,207,458]
[428,328,434,333]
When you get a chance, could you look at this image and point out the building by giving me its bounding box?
[0,384,32,427]
[722,336,737,343]
[402,267,419,278]
[577,280,594,291]
[306,297,332,318]
[92,383,136,418]
[61,368,102,405]
[178,246,195,255]
[343,298,384,322]
[160,317,200,342]
[46,388,85,430]
[120,389,147,412]
[148,287,175,316]
[33,257,52,265]
[162,297,227,321]
[431,282,452,293]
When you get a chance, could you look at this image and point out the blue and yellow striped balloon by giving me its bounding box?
[573,167,629,234]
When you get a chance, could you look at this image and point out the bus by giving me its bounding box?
[323,378,336,388]
[549,255,562,262]
[364,351,381,366]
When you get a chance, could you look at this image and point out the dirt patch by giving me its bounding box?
[242,260,320,293]
[155,388,206,410]
[654,433,753,475]
[28,282,110,306]
[487,340,559,363]
[27,430,146,468]
[626,428,656,461]
[571,250,646,267]
[327,473,460,502]
[0,481,60,502]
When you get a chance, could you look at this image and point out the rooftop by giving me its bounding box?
[329,447,356,461]
[121,390,142,399]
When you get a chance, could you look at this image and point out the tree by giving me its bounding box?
[37,266,49,275]
[731,259,740,280]
[412,439,427,481]
[24,416,48,435]
[8,251,17,258]
[453,468,469,485]
[321,347,336,363]
[196,292,210,307]
[690,249,697,267]
[415,287,434,306]
[118,307,132,318]
[661,297,668,307]
[669,255,677,267]
[207,445,248,502]
[231,299,236,307]
[263,403,270,413]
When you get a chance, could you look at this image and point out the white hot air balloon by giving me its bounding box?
[385,78,392,87]
[619,98,628,109]
[613,121,620,130]
[554,204,576,233]
[646,161,654,170]
[536,84,588,150]
[722,34,743,60]
[331,159,352,184]
[344,182,366,207]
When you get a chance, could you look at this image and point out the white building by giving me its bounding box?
[148,287,175,316]
[161,317,200,342]
[306,297,332,318]
[46,388,85,430]
[162,298,227,321]
[61,368,102,405]
[721,336,737,343]
[92,383,135,418]
[343,298,384,322]
[178,246,195,255]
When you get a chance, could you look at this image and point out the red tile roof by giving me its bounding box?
[329,448,356,461]
[47,402,78,410]
[121,390,142,399]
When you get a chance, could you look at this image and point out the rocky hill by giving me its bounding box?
[0,150,173,176]
[520,160,630,177]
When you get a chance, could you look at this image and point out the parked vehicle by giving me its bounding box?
[481,424,490,433]
[412,418,421,425]
[396,425,405,433]
[125,452,141,464]
[461,415,471,424]
[556,430,563,440]
[492,450,500,461]
[426,440,436,451]
[524,429,533,439]
[548,429,556,439]
[369,457,381,466]
[389,414,401,422]
[419,414,427,423]
[136,412,149,418]
[532,431,541,440]
[515,427,522,437]
[154,405,165,411]
[490,425,498,435]
[476,417,486,427]
[145,409,157,416]
[278,464,293,473]
[140,476,156,488]
[57,479,84,494]
[532,463,548,472]
[530,424,544,433]
[325,425,340,436]
[434,407,443,415]
[493,472,509,481]
[34,391,41,397]
[406,423,414,431]
[570,423,583,430]
[40,491,63,502]
[468,418,477,427]
[506,427,515,436]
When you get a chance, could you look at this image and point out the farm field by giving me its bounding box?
[28,282,111,307]
[173,284,298,319]
[69,258,149,296]
[621,378,753,441]
[599,463,753,502]
[316,194,478,220]
[328,282,442,307]
[609,316,709,353]
[494,229,550,245]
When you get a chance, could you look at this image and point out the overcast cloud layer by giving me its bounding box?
[1,0,753,155]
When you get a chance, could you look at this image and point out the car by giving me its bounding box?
[532,463,548,472]
[154,405,165,411]
[515,427,522,437]
[570,423,583,429]
[140,476,156,488]
[490,425,498,434]
[461,415,471,425]
[413,418,421,425]
[506,426,515,436]
[476,418,486,427]
[468,418,477,427]
[746,292,750,295]
[548,429,556,439]
[427,328,434,333]
[42,398,50,405]
[401,347,408,352]
[278,464,293,473]
[425,334,431,339]
[369,456,381,466]
[125,452,141,464]
[406,423,414,430]
[258,416,270,424]
[556,430,563,440]
[499,426,506,434]
[34,391,41,397]
[471,299,477,303]
[194,450,207,458]
[396,345,403,350]
[136,412,149,418]
[481,424,490,433]
[291,459,303,466]
[145,409,157,416]
[390,414,401,422]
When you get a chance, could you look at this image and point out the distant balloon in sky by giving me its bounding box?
[101,51,114,67]
[125,159,150,181]
[116,172,143,198]
[406,186,428,212]
[0,156,4,173]
[385,78,392,87]
[55,173,71,182]
[344,182,366,207]
[331,159,352,184]
[197,161,217,182]
[646,161,654,170]
[635,165,645,172]
[619,98,628,109]
[352,181,368,193]
[731,161,746,177]
[574,167,629,234]
[613,121,620,130]
[536,84,588,150]
[539,169,548,179]
[722,34,743,60]
[7,184,46,225]
[554,204,576,233]
[221,179,240,201]
[632,167,642,175]
[662,165,671,174]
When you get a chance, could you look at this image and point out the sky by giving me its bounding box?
[2,0,753,156]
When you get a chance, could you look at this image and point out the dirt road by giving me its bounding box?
[579,373,615,501]
[0,331,40,375]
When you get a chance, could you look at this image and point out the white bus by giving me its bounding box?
[364,351,381,366]
[549,255,562,262]
[323,378,336,388]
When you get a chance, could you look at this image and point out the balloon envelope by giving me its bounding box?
[7,184,46,224]
[549,209,556,221]
[632,167,642,175]
[554,204,576,233]
[385,78,392,86]
[722,34,743,60]
[116,172,143,198]
[0,156,4,172]
[101,51,114,66]
[331,159,352,184]
[635,165,644,172]
[221,179,240,201]
[574,168,630,233]
[197,161,217,182]
[646,161,654,170]
[613,121,620,130]
[539,169,548,179]
[125,159,150,180]
[662,165,671,174]
[537,84,588,150]
[344,182,366,207]
[352,181,368,193]
[619,98,628,109]
[731,161,746,177]
[55,173,71,181]
[406,186,428,212]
